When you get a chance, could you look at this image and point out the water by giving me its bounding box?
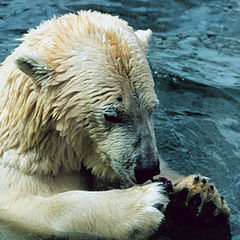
[0,0,239,239]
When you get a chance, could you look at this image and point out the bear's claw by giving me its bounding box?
[166,175,230,226]
[152,176,174,194]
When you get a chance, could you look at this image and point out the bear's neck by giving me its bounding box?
[0,125,116,182]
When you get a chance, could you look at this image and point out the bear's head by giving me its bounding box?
[13,11,160,184]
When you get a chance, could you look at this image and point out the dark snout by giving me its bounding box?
[134,156,160,184]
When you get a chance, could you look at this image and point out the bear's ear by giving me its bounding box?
[135,29,152,52]
[15,55,52,86]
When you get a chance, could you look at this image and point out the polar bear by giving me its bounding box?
[0,10,229,240]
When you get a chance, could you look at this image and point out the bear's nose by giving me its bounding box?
[134,161,160,184]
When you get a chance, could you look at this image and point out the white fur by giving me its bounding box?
[0,11,168,240]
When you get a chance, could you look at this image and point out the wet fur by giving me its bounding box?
[0,11,230,240]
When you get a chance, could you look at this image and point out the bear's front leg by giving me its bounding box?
[1,183,169,240]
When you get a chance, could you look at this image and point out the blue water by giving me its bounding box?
[0,0,239,239]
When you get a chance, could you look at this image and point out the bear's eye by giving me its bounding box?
[116,96,123,103]
[104,113,122,123]
[104,107,122,124]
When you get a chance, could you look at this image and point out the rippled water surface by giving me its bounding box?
[0,0,239,239]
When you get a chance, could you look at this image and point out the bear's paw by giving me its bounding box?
[166,174,230,226]
[125,183,170,240]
